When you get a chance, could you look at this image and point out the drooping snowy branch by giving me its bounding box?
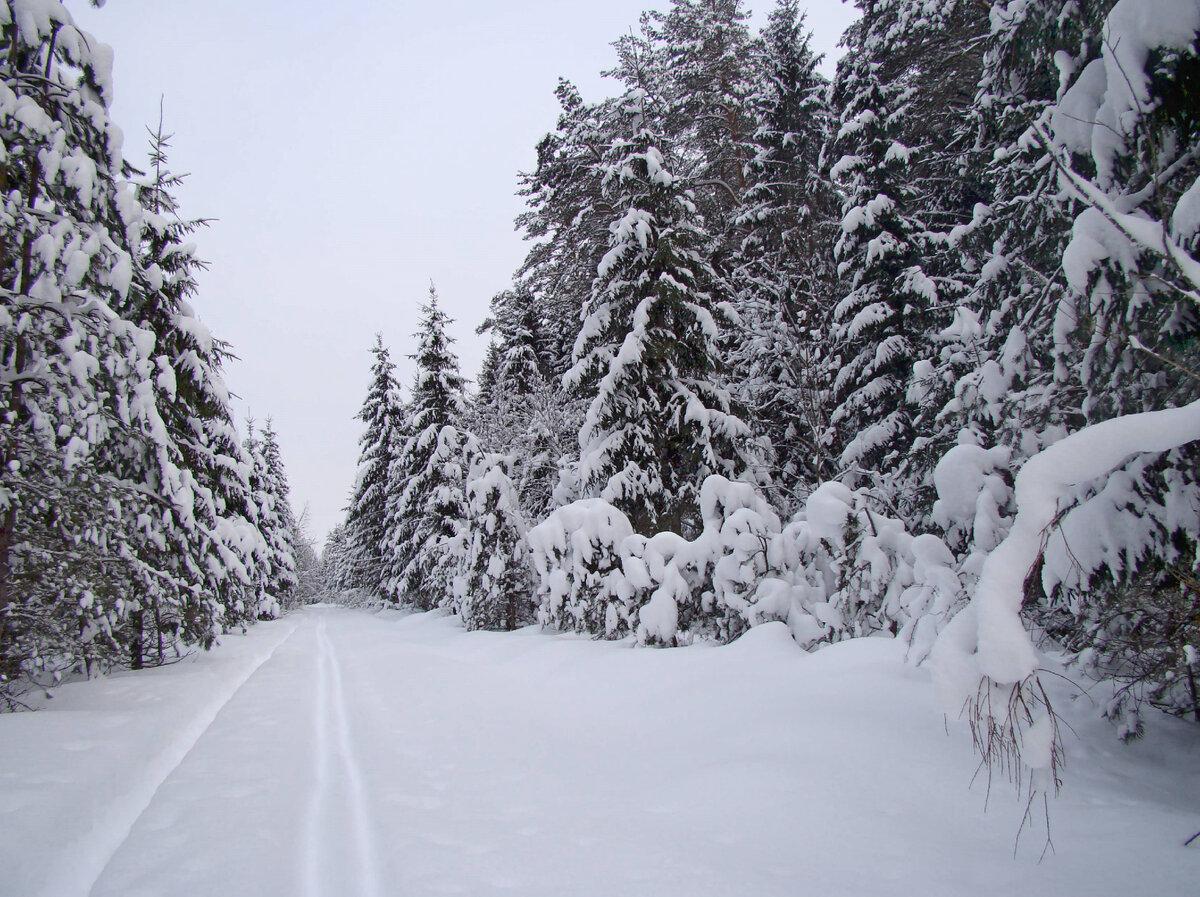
[932,399,1200,732]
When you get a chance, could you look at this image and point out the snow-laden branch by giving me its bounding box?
[1030,122,1200,303]
[933,398,1200,705]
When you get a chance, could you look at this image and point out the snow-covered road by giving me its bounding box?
[2,605,1199,897]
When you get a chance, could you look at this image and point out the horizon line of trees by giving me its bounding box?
[327,0,1200,747]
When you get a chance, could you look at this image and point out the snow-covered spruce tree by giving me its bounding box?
[566,89,752,538]
[320,523,354,593]
[825,0,946,509]
[924,0,1093,454]
[730,0,841,506]
[258,420,298,611]
[850,0,996,527]
[473,338,503,411]
[470,287,582,526]
[0,4,124,685]
[518,3,758,392]
[919,0,1200,734]
[482,286,551,396]
[913,2,1148,512]
[395,424,480,613]
[455,454,533,631]
[114,115,268,664]
[1014,0,1200,732]
[243,420,295,620]
[468,364,580,525]
[344,334,404,596]
[241,425,275,619]
[384,284,476,610]
[906,2,1097,583]
[932,0,1200,782]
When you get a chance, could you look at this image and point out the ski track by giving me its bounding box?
[304,612,383,897]
[304,617,332,897]
[36,619,302,897]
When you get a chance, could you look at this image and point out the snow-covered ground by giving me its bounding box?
[1,605,1197,897]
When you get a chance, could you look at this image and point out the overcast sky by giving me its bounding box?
[71,0,859,545]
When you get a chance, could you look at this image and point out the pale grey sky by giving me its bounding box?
[71,0,858,545]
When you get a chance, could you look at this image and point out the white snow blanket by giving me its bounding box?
[1,606,1197,896]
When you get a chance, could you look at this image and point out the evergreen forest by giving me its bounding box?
[5,0,1200,783]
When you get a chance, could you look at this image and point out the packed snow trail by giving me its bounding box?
[304,614,382,897]
[86,608,389,897]
[1,606,1198,896]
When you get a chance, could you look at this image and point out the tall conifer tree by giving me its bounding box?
[567,91,751,536]
[120,114,266,660]
[345,334,403,596]
[732,0,841,505]
[259,420,298,611]
[385,285,473,608]
[825,0,936,500]
[609,0,757,232]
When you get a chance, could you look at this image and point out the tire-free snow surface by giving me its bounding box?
[1,605,1198,896]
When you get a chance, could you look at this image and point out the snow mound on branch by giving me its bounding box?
[528,498,637,638]
[1052,0,1200,187]
[931,440,1013,558]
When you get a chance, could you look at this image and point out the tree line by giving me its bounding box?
[0,2,313,705]
[328,0,1200,740]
